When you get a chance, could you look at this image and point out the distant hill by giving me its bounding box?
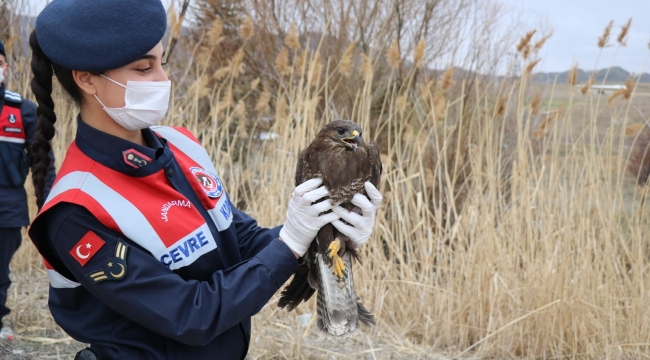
[532,66,650,84]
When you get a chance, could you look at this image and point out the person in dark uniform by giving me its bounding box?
[26,1,382,359]
[0,40,56,337]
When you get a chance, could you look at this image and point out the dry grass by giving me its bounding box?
[2,2,650,359]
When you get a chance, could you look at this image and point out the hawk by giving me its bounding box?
[278,120,382,337]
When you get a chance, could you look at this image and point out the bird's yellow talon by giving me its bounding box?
[328,239,345,279]
[327,239,341,257]
[331,254,345,279]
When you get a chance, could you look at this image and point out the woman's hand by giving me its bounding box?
[331,182,382,249]
[279,178,339,257]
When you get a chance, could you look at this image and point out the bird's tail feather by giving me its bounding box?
[342,244,375,327]
[347,246,362,264]
[316,252,358,337]
[278,261,315,311]
[315,250,378,337]
[357,301,376,327]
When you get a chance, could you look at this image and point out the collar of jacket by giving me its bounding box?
[74,115,172,177]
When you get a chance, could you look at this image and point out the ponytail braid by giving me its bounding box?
[29,31,57,210]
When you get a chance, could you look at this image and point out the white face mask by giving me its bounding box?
[0,66,6,84]
[94,75,171,131]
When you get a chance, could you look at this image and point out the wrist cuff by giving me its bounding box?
[279,228,308,256]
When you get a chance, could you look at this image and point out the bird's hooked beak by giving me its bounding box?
[342,130,360,150]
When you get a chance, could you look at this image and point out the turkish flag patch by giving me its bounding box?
[69,231,105,266]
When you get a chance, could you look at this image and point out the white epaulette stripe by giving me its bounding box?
[47,269,81,288]
[45,171,168,256]
[0,135,25,144]
[152,126,233,231]
[4,91,21,102]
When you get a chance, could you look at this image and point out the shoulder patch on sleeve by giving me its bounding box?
[69,231,106,266]
[86,239,130,283]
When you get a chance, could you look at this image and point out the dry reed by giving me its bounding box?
[386,39,401,68]
[616,18,632,46]
[3,2,650,359]
[567,63,579,86]
[598,20,613,48]
[284,23,300,51]
[608,75,635,104]
[516,30,536,59]
[413,39,426,68]
[530,91,541,115]
[580,78,595,94]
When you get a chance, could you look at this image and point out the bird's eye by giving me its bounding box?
[337,127,345,135]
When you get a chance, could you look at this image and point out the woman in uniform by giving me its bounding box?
[26,0,382,359]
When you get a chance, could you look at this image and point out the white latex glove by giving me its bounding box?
[279,178,339,256]
[331,182,382,249]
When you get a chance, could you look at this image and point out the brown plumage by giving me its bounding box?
[278,120,382,337]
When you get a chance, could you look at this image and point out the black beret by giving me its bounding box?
[35,0,167,72]
[0,41,5,58]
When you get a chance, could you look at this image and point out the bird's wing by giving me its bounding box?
[368,141,382,188]
[295,147,311,187]
[277,147,318,311]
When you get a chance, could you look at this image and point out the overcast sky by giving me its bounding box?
[500,0,650,72]
[23,0,650,73]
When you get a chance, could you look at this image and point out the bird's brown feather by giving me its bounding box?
[278,120,381,337]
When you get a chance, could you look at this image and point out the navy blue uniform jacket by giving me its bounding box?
[0,84,56,227]
[29,119,298,359]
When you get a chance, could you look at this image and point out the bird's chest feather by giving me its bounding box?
[310,147,370,205]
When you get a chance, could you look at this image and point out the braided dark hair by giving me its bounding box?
[29,31,83,209]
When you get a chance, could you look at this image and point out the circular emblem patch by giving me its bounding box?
[190,167,223,198]
[8,114,16,124]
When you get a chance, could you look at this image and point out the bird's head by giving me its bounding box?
[321,120,364,151]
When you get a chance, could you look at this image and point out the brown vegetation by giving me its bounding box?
[1,1,650,359]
